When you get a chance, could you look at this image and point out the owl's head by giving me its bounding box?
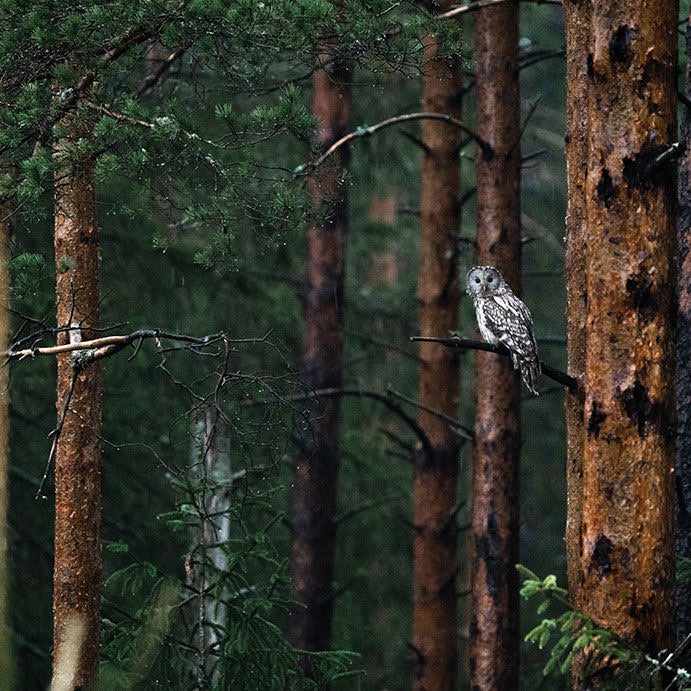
[466,265,507,297]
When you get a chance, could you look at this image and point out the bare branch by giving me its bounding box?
[135,46,187,98]
[410,336,581,393]
[438,0,562,20]
[295,112,492,174]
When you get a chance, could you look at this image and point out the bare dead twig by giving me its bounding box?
[438,0,563,20]
[295,112,492,174]
[35,369,78,500]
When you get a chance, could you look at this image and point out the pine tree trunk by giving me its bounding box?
[51,116,103,688]
[469,2,522,688]
[412,7,463,689]
[0,191,12,689]
[676,10,691,665]
[579,0,677,657]
[563,0,590,615]
[289,47,351,668]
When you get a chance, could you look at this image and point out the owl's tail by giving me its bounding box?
[519,357,541,396]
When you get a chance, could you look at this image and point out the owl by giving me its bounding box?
[466,265,540,395]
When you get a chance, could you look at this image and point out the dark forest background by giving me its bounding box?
[2,0,689,688]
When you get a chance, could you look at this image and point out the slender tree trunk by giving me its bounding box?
[289,45,351,668]
[193,407,231,688]
[412,6,463,689]
[469,2,522,688]
[0,190,12,689]
[676,10,691,665]
[51,114,102,688]
[563,0,590,615]
[579,0,677,658]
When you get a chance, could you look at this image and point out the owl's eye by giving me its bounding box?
[475,278,481,284]
[487,276,493,283]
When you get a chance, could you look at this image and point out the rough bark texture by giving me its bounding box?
[0,194,12,689]
[469,2,522,689]
[52,116,103,688]
[289,49,351,665]
[676,11,691,665]
[580,0,677,654]
[563,0,590,615]
[412,8,462,690]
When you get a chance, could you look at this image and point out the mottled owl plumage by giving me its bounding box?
[466,265,541,395]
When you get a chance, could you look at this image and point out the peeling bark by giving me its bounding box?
[412,5,463,689]
[469,2,522,688]
[563,0,590,615]
[52,114,102,688]
[580,0,677,656]
[676,10,691,666]
[289,44,351,669]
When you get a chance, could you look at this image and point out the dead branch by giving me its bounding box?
[410,336,580,393]
[438,0,562,20]
[6,329,227,363]
[295,112,492,174]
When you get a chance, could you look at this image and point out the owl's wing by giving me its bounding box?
[486,294,539,358]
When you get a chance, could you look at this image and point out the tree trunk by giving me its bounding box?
[469,2,522,688]
[52,115,103,689]
[563,0,590,615]
[676,10,691,666]
[194,406,231,688]
[0,191,12,689]
[412,6,463,689]
[289,47,351,668]
[580,0,677,657]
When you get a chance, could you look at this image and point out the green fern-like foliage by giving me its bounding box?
[517,565,691,690]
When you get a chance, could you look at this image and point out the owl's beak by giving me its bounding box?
[481,284,487,294]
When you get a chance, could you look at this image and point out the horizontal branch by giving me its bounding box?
[438,0,563,20]
[295,112,492,174]
[6,329,227,364]
[411,336,580,394]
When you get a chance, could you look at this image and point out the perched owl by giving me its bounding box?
[466,265,541,395]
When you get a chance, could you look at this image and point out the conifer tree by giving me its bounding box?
[564,0,678,674]
[290,30,352,668]
[469,1,522,687]
[412,4,463,689]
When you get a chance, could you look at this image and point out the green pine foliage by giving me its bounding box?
[518,565,691,690]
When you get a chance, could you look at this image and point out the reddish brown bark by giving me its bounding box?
[677,11,691,663]
[412,8,463,690]
[289,49,351,665]
[469,2,521,688]
[52,115,103,688]
[563,0,590,614]
[0,191,12,688]
[580,0,677,656]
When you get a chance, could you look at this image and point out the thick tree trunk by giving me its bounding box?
[580,0,677,656]
[0,193,12,689]
[563,0,590,615]
[412,7,463,690]
[289,48,351,666]
[676,10,691,665]
[52,116,102,688]
[469,2,522,688]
